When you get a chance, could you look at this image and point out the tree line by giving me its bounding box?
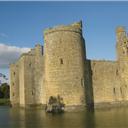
[0,83,10,98]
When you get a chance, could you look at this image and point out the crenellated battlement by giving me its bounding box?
[44,21,82,36]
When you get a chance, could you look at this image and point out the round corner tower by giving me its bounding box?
[43,21,86,107]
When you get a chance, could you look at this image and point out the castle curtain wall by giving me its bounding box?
[90,61,123,106]
[10,63,19,106]
[10,22,128,109]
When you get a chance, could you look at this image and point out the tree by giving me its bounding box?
[0,83,10,98]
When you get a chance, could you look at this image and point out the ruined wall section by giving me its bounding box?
[10,62,19,106]
[90,60,123,105]
[116,27,128,101]
[44,21,86,106]
[116,27,128,60]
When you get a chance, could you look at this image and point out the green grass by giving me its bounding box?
[0,98,10,106]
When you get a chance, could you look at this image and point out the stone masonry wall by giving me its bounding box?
[118,61,128,101]
[43,22,86,106]
[10,63,19,106]
[90,60,123,105]
[23,54,35,106]
[18,56,25,106]
[14,45,44,107]
[33,44,44,105]
[10,21,128,109]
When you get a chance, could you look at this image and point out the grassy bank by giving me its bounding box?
[0,99,10,106]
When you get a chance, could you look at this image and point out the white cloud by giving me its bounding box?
[0,43,30,68]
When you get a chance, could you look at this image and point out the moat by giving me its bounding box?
[1,106,128,128]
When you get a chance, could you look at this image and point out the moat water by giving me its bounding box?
[1,106,128,128]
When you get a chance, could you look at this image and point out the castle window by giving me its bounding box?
[29,63,31,67]
[60,58,63,64]
[13,72,15,76]
[41,46,43,55]
[13,93,15,96]
[81,78,84,87]
[113,88,116,94]
[12,82,14,86]
[120,87,122,94]
[116,70,118,75]
[32,91,34,95]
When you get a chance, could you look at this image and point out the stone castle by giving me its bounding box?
[10,21,128,110]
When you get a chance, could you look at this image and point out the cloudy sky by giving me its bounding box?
[0,43,30,68]
[1,1,128,79]
[0,43,30,82]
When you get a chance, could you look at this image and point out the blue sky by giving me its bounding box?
[0,1,128,78]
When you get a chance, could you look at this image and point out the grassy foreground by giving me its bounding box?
[0,99,10,106]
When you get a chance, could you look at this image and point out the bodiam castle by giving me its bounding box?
[10,21,128,110]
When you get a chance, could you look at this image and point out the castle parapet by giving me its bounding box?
[116,26,126,33]
[44,21,82,35]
